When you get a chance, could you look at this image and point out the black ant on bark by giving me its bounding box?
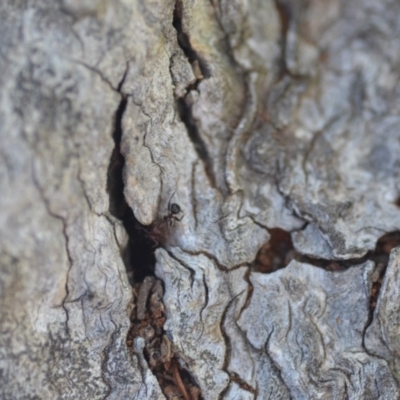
[147,193,184,247]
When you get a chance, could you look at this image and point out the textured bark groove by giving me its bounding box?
[1,0,400,399]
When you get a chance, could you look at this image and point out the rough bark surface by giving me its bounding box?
[1,0,400,399]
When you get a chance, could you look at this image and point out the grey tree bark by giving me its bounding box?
[1,0,400,399]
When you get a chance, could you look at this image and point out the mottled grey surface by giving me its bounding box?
[1,0,400,399]
[230,0,400,260]
[0,0,164,398]
[239,261,398,399]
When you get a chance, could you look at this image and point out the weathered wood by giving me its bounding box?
[1,0,400,399]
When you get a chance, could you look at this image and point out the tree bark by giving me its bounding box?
[1,0,400,399]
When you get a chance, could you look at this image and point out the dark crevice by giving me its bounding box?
[106,93,155,285]
[60,220,73,339]
[229,373,257,396]
[166,249,196,289]
[200,273,209,327]
[127,276,203,400]
[106,73,202,397]
[221,299,236,349]
[253,228,400,346]
[107,95,128,219]
[217,298,234,400]
[254,228,296,273]
[156,251,205,398]
[172,0,216,188]
[173,365,203,400]
[175,98,216,188]
[273,0,308,82]
[274,0,292,80]
[363,232,400,331]
[179,248,230,272]
[254,228,400,274]
[294,231,400,272]
[173,0,211,80]
[117,62,129,92]
[218,283,258,399]
[240,267,254,319]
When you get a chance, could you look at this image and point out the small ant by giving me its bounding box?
[147,193,184,246]
[166,202,184,225]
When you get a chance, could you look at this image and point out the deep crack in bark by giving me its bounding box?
[106,88,156,283]
[172,0,216,188]
[254,229,400,276]
[274,0,291,80]
[362,232,400,341]
[105,70,202,398]
[254,228,400,359]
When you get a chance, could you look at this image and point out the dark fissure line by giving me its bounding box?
[172,0,216,187]
[273,0,306,81]
[296,232,400,273]
[107,95,128,219]
[107,79,201,398]
[172,0,210,79]
[106,94,155,284]
[363,232,400,334]
[274,0,291,80]
[254,229,400,344]
[254,229,400,273]
[175,98,216,187]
